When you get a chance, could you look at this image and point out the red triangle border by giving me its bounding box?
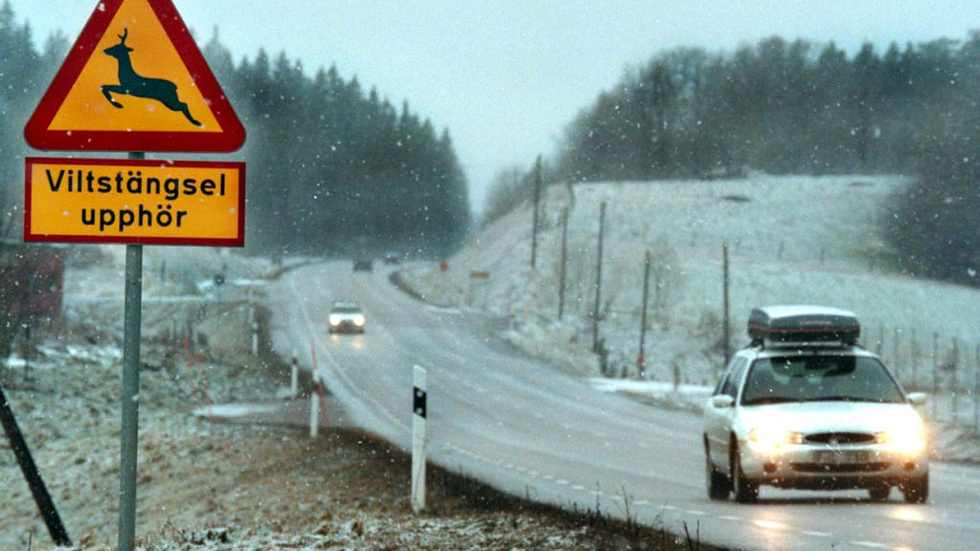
[24,0,246,153]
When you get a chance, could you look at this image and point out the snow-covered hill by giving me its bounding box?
[402,173,980,399]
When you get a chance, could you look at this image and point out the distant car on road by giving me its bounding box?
[703,305,929,504]
[328,301,366,334]
[353,259,373,272]
[382,250,402,264]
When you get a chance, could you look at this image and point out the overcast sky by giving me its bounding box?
[8,1,979,212]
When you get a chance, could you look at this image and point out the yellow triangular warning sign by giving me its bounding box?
[25,0,245,152]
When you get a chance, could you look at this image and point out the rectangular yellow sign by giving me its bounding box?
[25,157,245,246]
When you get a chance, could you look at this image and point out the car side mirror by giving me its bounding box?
[711,395,735,408]
[907,392,927,406]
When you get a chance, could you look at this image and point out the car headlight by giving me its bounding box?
[875,425,927,452]
[353,315,366,326]
[748,425,803,451]
[329,314,341,326]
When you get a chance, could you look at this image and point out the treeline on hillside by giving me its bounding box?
[201,35,470,258]
[491,33,980,287]
[0,2,469,258]
[0,3,68,241]
[555,35,980,180]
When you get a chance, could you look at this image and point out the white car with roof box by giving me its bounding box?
[702,305,930,503]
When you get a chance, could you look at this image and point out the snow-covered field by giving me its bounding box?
[400,174,980,461]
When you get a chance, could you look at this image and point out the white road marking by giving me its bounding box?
[752,520,785,530]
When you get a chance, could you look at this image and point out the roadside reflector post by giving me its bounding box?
[309,375,329,438]
[309,346,328,436]
[412,365,427,514]
[251,322,259,356]
[247,289,255,325]
[290,352,299,398]
[310,347,319,438]
[310,382,320,438]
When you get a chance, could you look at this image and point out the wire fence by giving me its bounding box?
[553,243,980,434]
[511,190,980,434]
[864,324,980,433]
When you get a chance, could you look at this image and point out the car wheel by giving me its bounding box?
[901,473,929,504]
[731,443,758,503]
[868,484,891,502]
[705,442,731,500]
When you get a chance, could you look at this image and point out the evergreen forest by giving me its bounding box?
[0,2,471,259]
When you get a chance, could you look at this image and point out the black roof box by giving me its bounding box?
[748,305,860,347]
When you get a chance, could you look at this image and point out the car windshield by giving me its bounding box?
[331,304,361,313]
[741,355,905,405]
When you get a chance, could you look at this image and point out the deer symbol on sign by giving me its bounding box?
[101,28,202,127]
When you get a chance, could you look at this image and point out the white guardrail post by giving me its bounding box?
[412,365,427,513]
[309,344,326,438]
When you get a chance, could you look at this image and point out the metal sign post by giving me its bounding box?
[117,151,145,551]
[118,241,143,551]
[412,365,427,513]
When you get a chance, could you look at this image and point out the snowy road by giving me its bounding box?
[266,261,980,551]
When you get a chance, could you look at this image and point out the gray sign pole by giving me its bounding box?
[118,152,145,551]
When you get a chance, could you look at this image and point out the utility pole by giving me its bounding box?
[638,250,651,379]
[592,202,606,353]
[531,155,542,269]
[558,207,569,320]
[723,244,731,366]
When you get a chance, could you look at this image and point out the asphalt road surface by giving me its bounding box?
[265,261,980,551]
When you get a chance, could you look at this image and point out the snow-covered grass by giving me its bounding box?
[400,173,980,460]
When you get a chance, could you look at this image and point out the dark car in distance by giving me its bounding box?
[353,259,373,272]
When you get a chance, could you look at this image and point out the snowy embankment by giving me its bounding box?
[6,246,663,551]
[399,174,980,462]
